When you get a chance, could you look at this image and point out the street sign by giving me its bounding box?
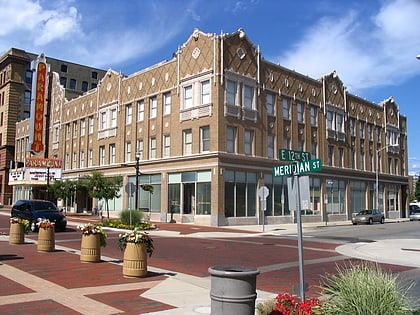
[273,158,322,177]
[279,149,311,162]
[258,186,269,199]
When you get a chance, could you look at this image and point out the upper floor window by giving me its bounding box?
[376,126,381,143]
[137,100,144,121]
[137,139,144,160]
[150,97,157,118]
[349,118,355,136]
[243,85,254,109]
[110,108,117,127]
[60,77,67,88]
[244,130,254,156]
[359,121,365,139]
[282,98,291,120]
[149,137,157,159]
[163,135,171,157]
[183,130,192,155]
[226,126,237,153]
[88,116,94,134]
[267,134,275,159]
[126,104,133,124]
[69,79,76,90]
[88,149,93,167]
[82,81,88,92]
[25,71,32,84]
[310,106,317,126]
[164,93,171,115]
[297,102,305,123]
[24,91,31,105]
[61,64,68,72]
[226,80,237,106]
[200,126,210,152]
[327,110,344,132]
[72,121,78,138]
[80,151,85,168]
[99,146,105,165]
[109,144,116,164]
[368,124,373,141]
[328,145,334,166]
[184,85,193,109]
[92,71,98,79]
[201,80,211,105]
[125,141,131,162]
[266,93,275,116]
[80,119,86,136]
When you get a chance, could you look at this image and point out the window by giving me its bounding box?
[226,127,237,153]
[82,81,88,92]
[61,64,68,72]
[80,119,86,136]
[298,139,304,152]
[226,80,237,105]
[244,85,254,109]
[100,112,107,130]
[297,102,304,123]
[184,85,193,109]
[80,151,85,168]
[200,126,210,152]
[69,79,76,90]
[72,152,77,169]
[125,141,131,161]
[368,124,373,141]
[149,137,157,159]
[53,126,59,143]
[91,83,97,89]
[266,93,275,116]
[72,121,78,138]
[359,121,365,139]
[336,113,343,132]
[65,123,70,140]
[92,71,98,79]
[164,93,171,115]
[183,130,192,155]
[137,100,144,121]
[24,91,31,105]
[60,77,67,88]
[327,111,333,129]
[268,134,275,159]
[310,106,317,126]
[349,118,355,136]
[328,146,334,166]
[109,144,116,164]
[201,80,210,105]
[25,71,32,84]
[88,116,94,134]
[111,108,117,128]
[99,146,105,165]
[283,135,291,149]
[311,142,318,159]
[126,104,132,124]
[338,147,344,167]
[163,135,171,157]
[137,139,144,160]
[360,152,365,170]
[282,98,290,120]
[88,149,93,167]
[376,126,381,143]
[244,130,254,156]
[150,97,157,118]
[327,111,344,132]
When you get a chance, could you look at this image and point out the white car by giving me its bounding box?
[409,204,420,221]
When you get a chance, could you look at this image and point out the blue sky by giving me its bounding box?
[1,0,420,174]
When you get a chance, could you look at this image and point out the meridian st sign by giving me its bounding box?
[273,159,322,177]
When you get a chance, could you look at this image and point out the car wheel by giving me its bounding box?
[380,217,385,224]
[352,222,357,225]
[30,220,38,232]
[368,218,373,225]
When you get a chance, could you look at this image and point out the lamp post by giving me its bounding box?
[135,151,140,210]
[376,143,399,217]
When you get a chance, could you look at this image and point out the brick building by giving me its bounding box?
[13,29,408,226]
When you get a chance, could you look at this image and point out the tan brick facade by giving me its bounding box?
[13,29,409,226]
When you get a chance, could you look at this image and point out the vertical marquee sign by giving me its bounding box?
[29,54,49,154]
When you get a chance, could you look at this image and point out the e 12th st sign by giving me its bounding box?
[273,159,322,177]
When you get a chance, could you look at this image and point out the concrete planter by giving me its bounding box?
[9,223,24,245]
[37,227,55,252]
[80,234,101,262]
[122,242,148,277]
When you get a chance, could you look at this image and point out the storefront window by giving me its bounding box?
[224,170,257,217]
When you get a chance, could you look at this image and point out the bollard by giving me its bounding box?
[208,265,260,315]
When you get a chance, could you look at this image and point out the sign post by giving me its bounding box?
[258,186,269,232]
[272,153,322,301]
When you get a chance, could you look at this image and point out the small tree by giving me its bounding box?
[49,179,78,211]
[415,177,420,202]
[84,171,123,219]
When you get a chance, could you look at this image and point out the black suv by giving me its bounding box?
[11,200,67,232]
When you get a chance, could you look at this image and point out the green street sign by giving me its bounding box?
[273,159,322,177]
[278,149,310,162]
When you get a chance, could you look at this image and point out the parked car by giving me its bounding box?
[351,209,385,225]
[11,200,67,232]
[409,204,420,221]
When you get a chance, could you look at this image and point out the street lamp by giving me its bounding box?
[376,143,399,217]
[135,151,140,210]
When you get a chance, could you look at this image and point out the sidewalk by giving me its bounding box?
[1,212,419,314]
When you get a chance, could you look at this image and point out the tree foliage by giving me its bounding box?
[83,171,123,219]
[415,177,420,202]
[49,179,79,208]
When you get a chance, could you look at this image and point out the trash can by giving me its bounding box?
[208,265,260,315]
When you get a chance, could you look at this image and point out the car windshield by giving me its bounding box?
[359,210,371,215]
[31,201,58,212]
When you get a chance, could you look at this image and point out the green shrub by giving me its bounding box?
[320,262,415,315]
[119,209,146,226]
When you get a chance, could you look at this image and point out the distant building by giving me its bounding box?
[1,48,106,204]
[13,29,409,225]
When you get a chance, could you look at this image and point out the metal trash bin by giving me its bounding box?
[208,265,260,315]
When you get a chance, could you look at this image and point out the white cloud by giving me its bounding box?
[278,0,420,94]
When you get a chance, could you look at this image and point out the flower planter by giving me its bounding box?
[37,227,55,252]
[80,234,101,262]
[122,242,148,277]
[9,223,25,244]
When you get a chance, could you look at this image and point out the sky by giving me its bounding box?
[1,0,420,175]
